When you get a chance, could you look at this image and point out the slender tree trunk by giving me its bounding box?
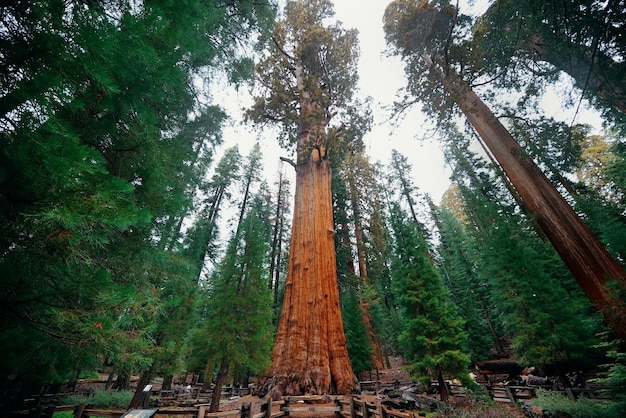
[261,146,355,397]
[162,375,174,390]
[273,217,284,309]
[128,367,153,409]
[428,57,626,337]
[203,358,215,390]
[359,301,384,370]
[349,187,368,279]
[209,358,229,412]
[105,372,114,390]
[437,368,450,403]
[269,171,286,291]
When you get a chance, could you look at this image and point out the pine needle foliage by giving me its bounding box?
[388,202,470,385]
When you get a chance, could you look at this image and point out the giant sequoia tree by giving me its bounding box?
[383,0,626,338]
[246,0,364,396]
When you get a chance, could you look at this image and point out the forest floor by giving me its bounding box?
[204,358,526,418]
[72,357,526,417]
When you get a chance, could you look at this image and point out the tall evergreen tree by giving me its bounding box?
[434,202,499,362]
[388,202,470,402]
[446,140,603,371]
[342,289,374,380]
[188,190,275,412]
[0,0,276,388]
[383,0,626,338]
[246,0,369,396]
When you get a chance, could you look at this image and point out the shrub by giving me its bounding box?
[435,394,517,418]
[529,389,619,418]
[60,389,133,409]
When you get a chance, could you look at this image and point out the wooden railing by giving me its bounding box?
[49,395,414,418]
[488,383,613,404]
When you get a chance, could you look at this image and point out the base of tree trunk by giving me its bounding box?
[258,373,348,400]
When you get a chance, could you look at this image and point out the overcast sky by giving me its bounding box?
[216,0,601,218]
[218,0,461,209]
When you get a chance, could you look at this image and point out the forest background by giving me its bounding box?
[1,0,626,414]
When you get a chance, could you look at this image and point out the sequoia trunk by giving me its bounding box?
[431,59,626,338]
[261,146,355,398]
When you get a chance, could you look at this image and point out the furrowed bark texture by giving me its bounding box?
[263,149,355,398]
[432,61,626,338]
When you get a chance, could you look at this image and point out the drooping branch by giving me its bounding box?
[279,156,296,168]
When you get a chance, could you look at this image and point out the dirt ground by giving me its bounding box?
[73,358,526,418]
[207,359,526,418]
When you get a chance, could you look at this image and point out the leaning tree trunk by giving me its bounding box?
[128,367,153,409]
[209,357,230,412]
[427,56,626,338]
[261,143,355,398]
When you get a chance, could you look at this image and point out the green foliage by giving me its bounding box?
[245,0,367,155]
[0,0,276,386]
[383,0,456,58]
[435,394,516,418]
[187,191,275,377]
[342,290,373,375]
[435,207,495,362]
[388,202,470,383]
[444,139,603,367]
[472,0,626,125]
[530,389,620,418]
[60,390,134,409]
[592,335,626,415]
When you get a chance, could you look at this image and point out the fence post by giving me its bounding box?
[334,397,342,418]
[241,402,251,418]
[504,387,517,404]
[197,405,207,418]
[282,397,290,417]
[73,404,86,418]
[377,403,387,418]
[263,398,273,418]
[349,397,356,418]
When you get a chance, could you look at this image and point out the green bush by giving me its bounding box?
[529,389,620,418]
[435,394,516,417]
[60,389,133,409]
[78,370,101,379]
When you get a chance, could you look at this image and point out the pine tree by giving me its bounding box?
[435,203,499,362]
[383,0,626,338]
[388,202,470,402]
[446,140,603,370]
[0,0,275,387]
[188,191,274,412]
[342,289,374,379]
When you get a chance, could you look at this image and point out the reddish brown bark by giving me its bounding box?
[430,58,626,338]
[262,148,355,397]
[210,357,229,412]
[359,301,384,371]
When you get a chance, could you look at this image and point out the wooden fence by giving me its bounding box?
[47,395,414,418]
[488,383,612,404]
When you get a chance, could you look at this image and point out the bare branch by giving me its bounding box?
[279,156,296,168]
